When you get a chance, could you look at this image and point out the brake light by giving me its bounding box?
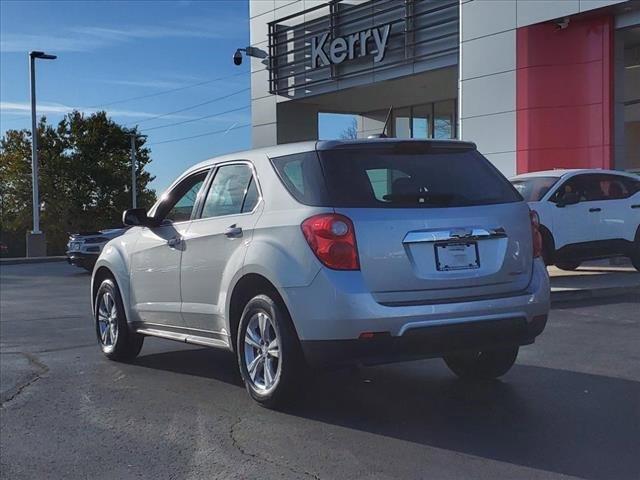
[301,214,360,270]
[529,209,543,258]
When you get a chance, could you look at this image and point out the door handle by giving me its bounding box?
[588,208,601,212]
[224,224,243,238]
[167,236,182,248]
[632,205,640,209]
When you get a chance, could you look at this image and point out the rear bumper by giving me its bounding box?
[301,314,547,367]
[282,258,550,366]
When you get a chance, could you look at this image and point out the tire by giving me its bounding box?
[540,228,554,266]
[555,261,581,271]
[94,278,144,361]
[236,293,303,409]
[443,346,519,380]
[631,249,640,272]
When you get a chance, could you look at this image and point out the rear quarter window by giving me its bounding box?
[269,151,330,206]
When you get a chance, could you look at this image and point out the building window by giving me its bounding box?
[394,107,412,139]
[434,100,455,139]
[412,104,432,139]
[391,100,456,139]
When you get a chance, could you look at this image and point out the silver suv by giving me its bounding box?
[91,139,550,408]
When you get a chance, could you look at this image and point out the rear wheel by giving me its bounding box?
[555,261,581,271]
[444,346,519,379]
[237,294,304,409]
[94,278,144,361]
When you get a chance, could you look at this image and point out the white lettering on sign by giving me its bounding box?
[310,24,391,68]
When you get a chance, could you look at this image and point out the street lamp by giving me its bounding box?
[129,133,147,209]
[27,50,56,257]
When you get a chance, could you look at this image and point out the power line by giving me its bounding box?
[1,71,250,127]
[149,123,251,146]
[86,70,249,108]
[129,87,249,126]
[143,105,250,132]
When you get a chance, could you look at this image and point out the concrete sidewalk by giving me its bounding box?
[549,260,639,303]
[0,256,66,265]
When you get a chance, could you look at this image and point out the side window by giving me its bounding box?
[551,175,601,203]
[621,176,640,196]
[599,175,635,200]
[283,159,305,196]
[200,164,256,219]
[242,177,260,213]
[160,171,208,223]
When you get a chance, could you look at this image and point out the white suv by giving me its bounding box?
[510,169,640,270]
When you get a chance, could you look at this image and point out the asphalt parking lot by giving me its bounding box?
[1,262,639,480]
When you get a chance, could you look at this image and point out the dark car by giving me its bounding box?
[67,228,127,271]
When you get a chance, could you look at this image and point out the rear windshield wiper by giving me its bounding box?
[381,193,456,206]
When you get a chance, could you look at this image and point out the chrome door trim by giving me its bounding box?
[402,227,507,244]
[131,321,231,349]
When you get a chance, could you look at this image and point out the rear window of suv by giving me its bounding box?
[271,145,521,208]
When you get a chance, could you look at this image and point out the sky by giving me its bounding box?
[0,0,358,194]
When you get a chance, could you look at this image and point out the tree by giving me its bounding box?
[340,117,358,140]
[0,111,156,256]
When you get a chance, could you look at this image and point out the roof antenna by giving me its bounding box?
[368,106,392,139]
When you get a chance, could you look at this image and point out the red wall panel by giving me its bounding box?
[516,15,613,173]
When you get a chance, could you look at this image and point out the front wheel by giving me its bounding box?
[94,278,144,361]
[237,294,303,409]
[444,346,519,379]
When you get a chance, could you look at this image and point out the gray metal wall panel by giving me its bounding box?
[268,0,458,99]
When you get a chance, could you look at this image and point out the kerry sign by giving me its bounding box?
[267,0,459,97]
[310,24,392,68]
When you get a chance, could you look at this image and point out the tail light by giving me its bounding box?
[301,214,360,270]
[529,209,543,258]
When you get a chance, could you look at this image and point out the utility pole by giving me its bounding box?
[27,51,56,257]
[130,134,137,209]
[129,133,147,209]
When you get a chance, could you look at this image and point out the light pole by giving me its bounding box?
[27,50,56,257]
[129,133,147,209]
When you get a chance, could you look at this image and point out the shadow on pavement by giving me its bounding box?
[133,347,243,386]
[134,348,639,480]
[552,293,640,308]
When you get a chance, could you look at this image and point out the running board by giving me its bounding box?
[135,327,230,349]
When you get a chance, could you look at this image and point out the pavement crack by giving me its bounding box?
[1,352,49,407]
[229,416,321,480]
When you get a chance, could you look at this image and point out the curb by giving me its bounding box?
[551,286,639,304]
[0,256,67,265]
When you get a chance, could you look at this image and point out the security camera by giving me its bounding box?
[233,49,243,66]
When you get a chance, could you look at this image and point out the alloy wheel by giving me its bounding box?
[97,291,118,347]
[243,311,281,391]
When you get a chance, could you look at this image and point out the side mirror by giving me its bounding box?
[122,208,155,227]
[556,192,580,207]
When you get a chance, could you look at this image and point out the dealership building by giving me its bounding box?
[248,0,640,176]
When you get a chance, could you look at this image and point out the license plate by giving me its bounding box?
[435,242,480,271]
